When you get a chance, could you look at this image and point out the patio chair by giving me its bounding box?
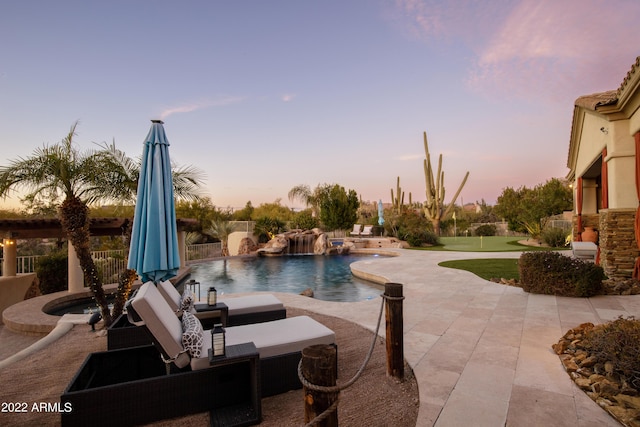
[157,279,286,326]
[128,281,336,396]
[360,225,373,237]
[349,224,362,236]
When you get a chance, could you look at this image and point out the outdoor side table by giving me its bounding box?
[195,301,229,327]
[209,342,261,427]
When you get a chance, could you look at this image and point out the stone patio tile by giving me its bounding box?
[403,329,440,366]
[572,382,620,426]
[416,401,443,427]
[421,336,476,373]
[468,340,519,370]
[506,385,578,427]
[455,361,515,401]
[514,343,573,395]
[435,386,508,427]
[413,363,460,406]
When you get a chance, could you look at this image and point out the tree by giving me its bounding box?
[494,178,573,235]
[288,184,322,217]
[422,132,469,235]
[208,220,236,256]
[0,122,127,326]
[232,201,254,221]
[318,184,360,231]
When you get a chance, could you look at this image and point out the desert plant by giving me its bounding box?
[581,316,640,388]
[518,251,604,297]
[254,216,286,243]
[541,227,568,248]
[422,131,469,235]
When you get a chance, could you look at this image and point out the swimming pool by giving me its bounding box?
[188,254,383,302]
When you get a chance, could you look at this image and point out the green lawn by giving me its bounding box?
[417,236,569,252]
[439,258,520,281]
[418,236,568,281]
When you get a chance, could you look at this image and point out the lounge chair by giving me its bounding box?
[157,279,286,326]
[128,281,336,396]
[360,225,373,237]
[349,224,362,236]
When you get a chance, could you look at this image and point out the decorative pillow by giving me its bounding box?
[180,288,195,313]
[181,311,203,358]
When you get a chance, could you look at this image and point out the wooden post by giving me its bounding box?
[385,282,404,379]
[302,344,338,427]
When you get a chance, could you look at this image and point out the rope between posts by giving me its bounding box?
[298,292,402,426]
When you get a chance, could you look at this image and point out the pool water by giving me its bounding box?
[188,254,383,302]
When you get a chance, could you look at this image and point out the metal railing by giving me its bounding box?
[0,249,129,285]
[186,242,222,261]
[92,250,127,285]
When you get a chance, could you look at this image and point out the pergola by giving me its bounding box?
[0,217,197,292]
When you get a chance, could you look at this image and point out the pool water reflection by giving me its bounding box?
[188,254,383,302]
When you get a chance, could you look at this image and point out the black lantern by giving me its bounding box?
[211,323,226,357]
[207,286,217,306]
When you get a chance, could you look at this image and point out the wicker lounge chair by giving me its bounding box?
[128,281,336,397]
[157,279,286,326]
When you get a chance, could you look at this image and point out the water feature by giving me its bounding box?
[188,254,383,302]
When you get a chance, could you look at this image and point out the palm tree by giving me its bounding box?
[288,184,322,217]
[0,123,206,326]
[208,220,236,257]
[0,122,128,325]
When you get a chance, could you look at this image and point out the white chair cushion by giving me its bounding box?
[131,282,191,369]
[222,294,284,316]
[190,315,336,370]
[157,279,182,311]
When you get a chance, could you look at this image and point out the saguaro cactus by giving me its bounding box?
[423,131,469,235]
[390,176,405,214]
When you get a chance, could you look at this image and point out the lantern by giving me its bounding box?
[207,286,217,306]
[211,323,226,357]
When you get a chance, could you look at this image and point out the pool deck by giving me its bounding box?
[2,248,638,426]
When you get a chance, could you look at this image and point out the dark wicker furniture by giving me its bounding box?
[61,344,261,427]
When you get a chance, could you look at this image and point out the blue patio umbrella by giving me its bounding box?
[127,120,180,284]
[378,199,385,226]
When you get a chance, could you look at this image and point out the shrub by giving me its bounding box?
[253,216,286,243]
[541,227,568,248]
[581,316,640,388]
[518,251,604,297]
[474,224,496,236]
[36,251,68,294]
[289,210,319,230]
[388,210,439,246]
[405,229,439,247]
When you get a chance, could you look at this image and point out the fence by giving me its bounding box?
[0,249,128,285]
[186,243,222,261]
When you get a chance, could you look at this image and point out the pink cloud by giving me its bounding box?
[467,0,640,99]
[390,0,640,100]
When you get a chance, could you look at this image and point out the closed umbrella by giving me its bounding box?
[128,120,180,284]
[378,199,385,226]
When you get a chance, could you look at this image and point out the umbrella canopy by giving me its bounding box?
[378,199,385,226]
[128,120,180,283]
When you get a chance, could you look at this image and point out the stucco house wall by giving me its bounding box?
[567,57,640,279]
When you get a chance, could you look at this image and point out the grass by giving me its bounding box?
[416,236,570,252]
[439,258,520,281]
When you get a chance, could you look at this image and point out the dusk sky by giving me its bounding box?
[1,1,639,211]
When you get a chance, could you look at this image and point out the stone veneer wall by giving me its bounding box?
[598,209,639,279]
